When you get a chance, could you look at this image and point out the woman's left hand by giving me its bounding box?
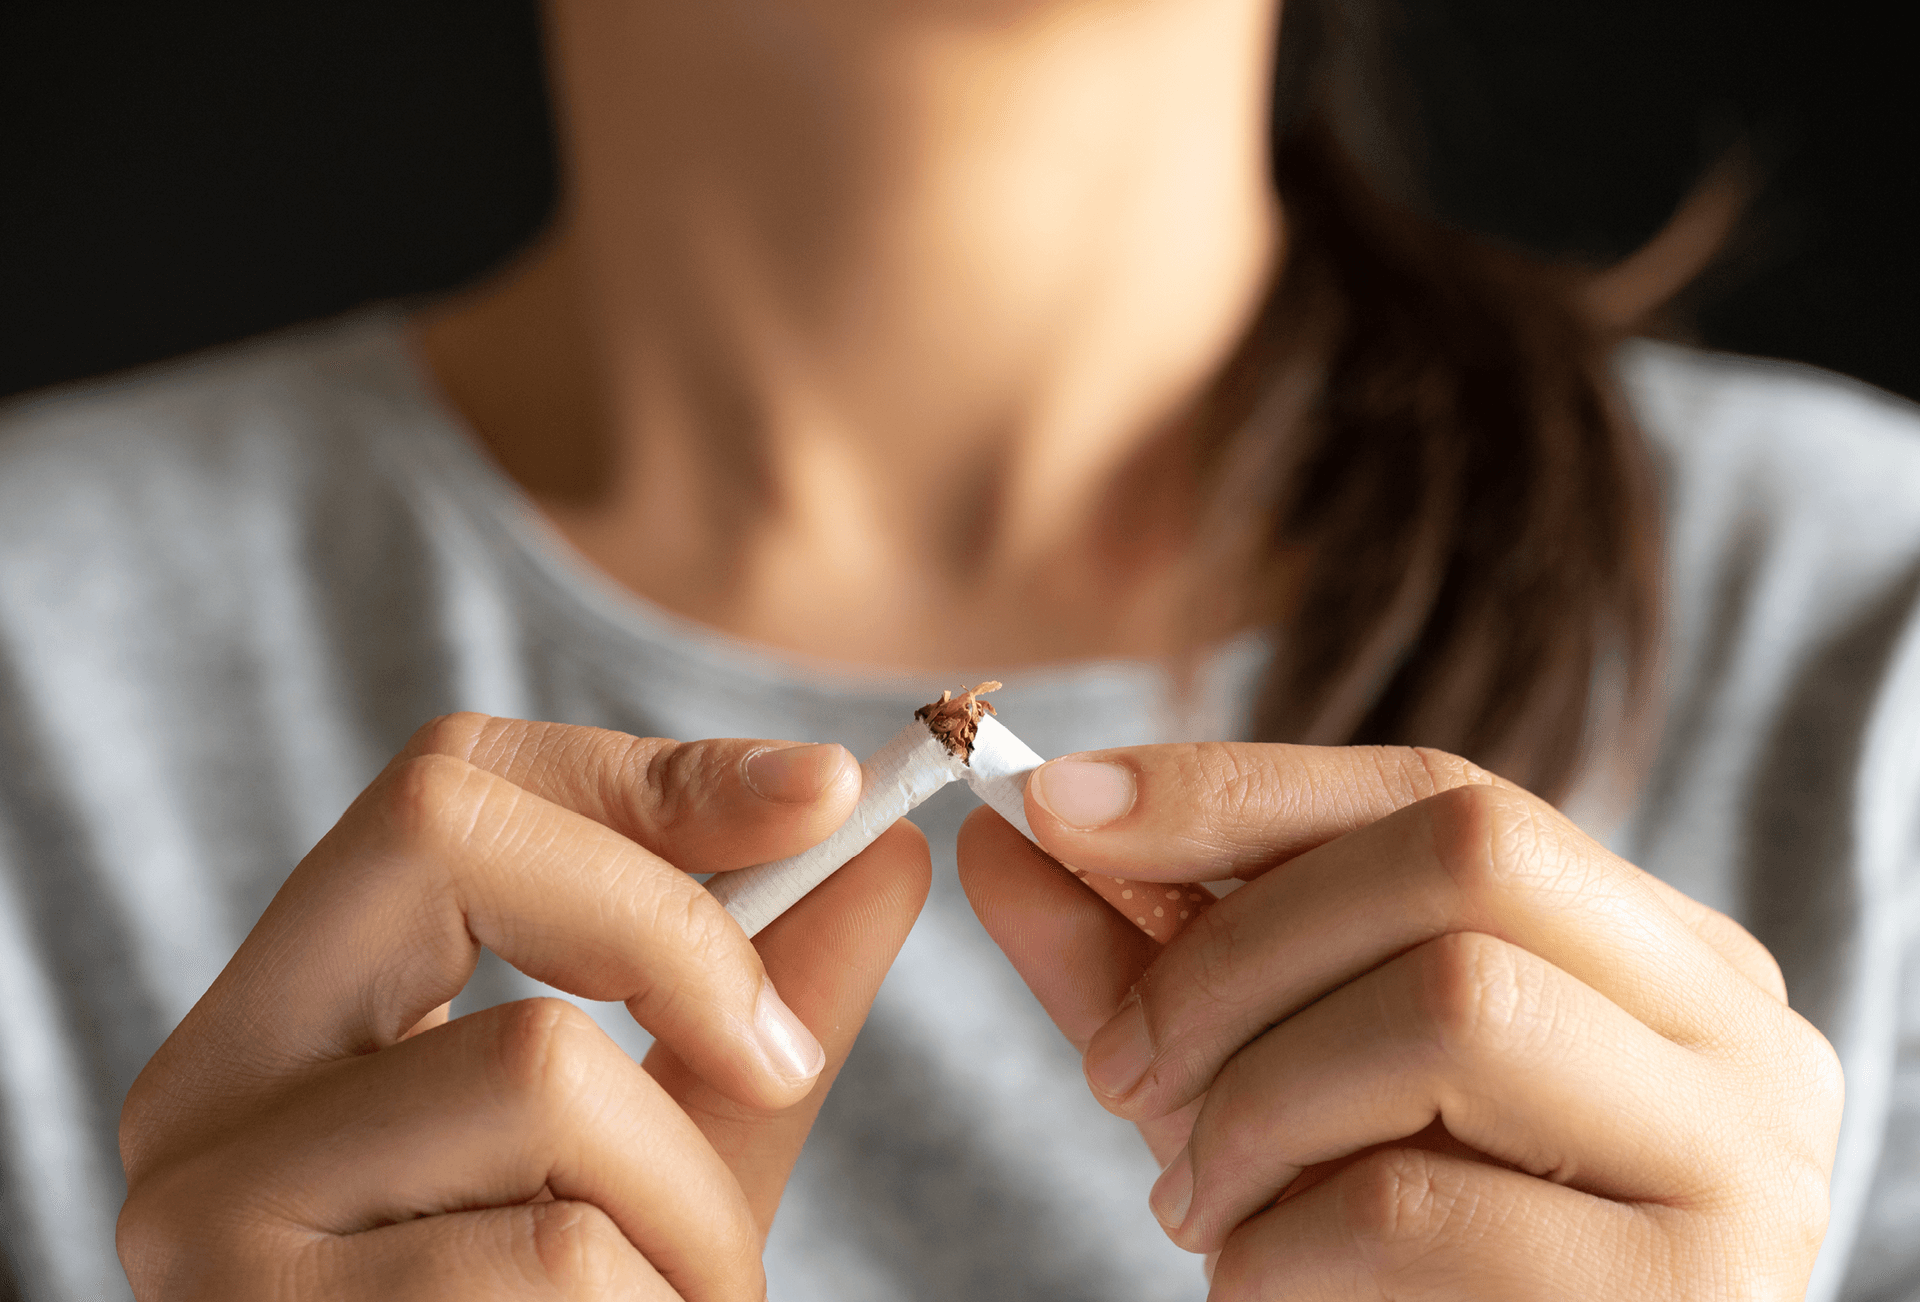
[956,743,1843,1299]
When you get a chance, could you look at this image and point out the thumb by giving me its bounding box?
[642,819,932,1232]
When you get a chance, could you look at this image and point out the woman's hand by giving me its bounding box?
[117,713,929,1300]
[958,743,1842,1299]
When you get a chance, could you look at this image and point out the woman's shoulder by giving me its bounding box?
[0,306,488,687]
[1621,340,1920,541]
[0,308,462,601]
[1612,341,1920,911]
[1619,340,1920,682]
[0,308,416,512]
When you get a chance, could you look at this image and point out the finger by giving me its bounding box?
[403,713,862,874]
[1080,782,1768,1122]
[646,818,934,1230]
[1637,870,1788,1001]
[1160,933,1725,1253]
[402,1002,451,1040]
[956,806,1156,1051]
[143,754,825,1144]
[323,1202,680,1300]
[1209,1147,1679,1302]
[1023,742,1500,880]
[1025,741,1780,991]
[135,999,760,1302]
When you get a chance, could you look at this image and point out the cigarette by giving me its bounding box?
[708,684,1214,943]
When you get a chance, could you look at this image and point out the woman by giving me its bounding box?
[2,0,1915,1298]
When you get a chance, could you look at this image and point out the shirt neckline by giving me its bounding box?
[342,303,1270,714]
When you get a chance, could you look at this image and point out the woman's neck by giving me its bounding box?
[419,0,1281,669]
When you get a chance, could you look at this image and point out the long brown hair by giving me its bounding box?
[1210,0,1665,803]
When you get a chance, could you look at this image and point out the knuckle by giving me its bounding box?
[117,1160,258,1297]
[380,751,488,851]
[116,1180,179,1290]
[1382,746,1492,805]
[1206,744,1270,817]
[487,998,602,1113]
[1338,1147,1472,1267]
[527,1200,636,1295]
[635,737,709,834]
[627,886,744,1024]
[675,879,742,962]
[1410,932,1534,1061]
[1747,941,1790,1004]
[1795,1020,1847,1127]
[1420,782,1553,905]
[118,1073,164,1179]
[1763,1013,1846,1159]
[405,711,494,761]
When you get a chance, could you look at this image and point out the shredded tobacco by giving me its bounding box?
[914,681,1002,761]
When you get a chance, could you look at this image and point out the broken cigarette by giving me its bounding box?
[707,684,1214,943]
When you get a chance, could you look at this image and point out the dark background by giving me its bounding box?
[2,1,1913,403]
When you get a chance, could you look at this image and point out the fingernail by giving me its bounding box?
[752,982,825,1084]
[1150,1148,1193,1231]
[1084,997,1153,1098]
[744,743,848,804]
[1203,1252,1219,1283]
[1031,759,1136,830]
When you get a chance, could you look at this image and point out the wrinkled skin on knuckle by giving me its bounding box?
[118,1068,175,1185]
[1787,1014,1847,1146]
[1720,1004,1843,1233]
[1655,1198,1818,1301]
[639,738,727,839]
[1727,1019,1841,1278]
[1742,933,1790,1005]
[1338,1147,1485,1282]
[486,998,605,1129]
[1175,902,1258,1021]
[699,873,771,976]
[1418,781,1568,920]
[460,715,566,784]
[1339,746,1497,831]
[1769,1151,1835,1270]
[117,1178,187,1297]
[118,1159,288,1301]
[403,711,495,762]
[628,879,755,1030]
[377,751,493,860]
[672,862,743,956]
[1410,932,1538,1069]
[526,1200,638,1296]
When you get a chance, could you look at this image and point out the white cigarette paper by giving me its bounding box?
[961,713,1045,839]
[706,719,969,937]
[709,685,1211,942]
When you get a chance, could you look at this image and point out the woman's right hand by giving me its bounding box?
[115,712,929,1300]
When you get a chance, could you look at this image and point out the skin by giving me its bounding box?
[961,747,1841,1297]
[414,0,1280,668]
[119,0,1843,1296]
[121,714,929,1297]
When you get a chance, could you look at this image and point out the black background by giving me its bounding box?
[2,2,1913,403]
